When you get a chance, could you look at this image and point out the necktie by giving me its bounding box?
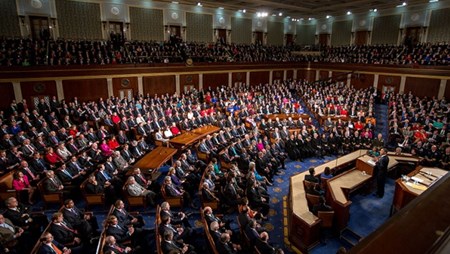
[60,222,77,234]
[25,168,36,180]
[102,171,111,181]
[27,145,34,153]
[51,243,62,254]
[62,169,72,178]
[70,208,77,215]
[113,244,124,252]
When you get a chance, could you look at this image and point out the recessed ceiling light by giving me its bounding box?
[373,8,378,12]
[326,15,331,19]
[346,11,352,15]
[172,1,179,4]
[279,12,283,16]
[219,7,224,10]
[429,0,438,2]
[197,2,202,7]
[397,2,407,7]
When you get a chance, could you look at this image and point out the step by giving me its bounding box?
[340,235,359,247]
[340,227,363,247]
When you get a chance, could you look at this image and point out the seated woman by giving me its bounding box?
[12,171,35,204]
[124,176,156,207]
[169,122,181,136]
[321,167,334,180]
[45,147,64,167]
[99,139,113,157]
[163,127,173,139]
[107,136,120,150]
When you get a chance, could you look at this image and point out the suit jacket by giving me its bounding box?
[375,155,389,177]
[106,225,131,243]
[255,239,275,254]
[0,218,19,247]
[103,243,129,254]
[50,222,77,245]
[112,208,134,228]
[161,240,182,254]
[3,206,30,227]
[244,225,260,245]
[62,207,84,227]
[38,240,66,254]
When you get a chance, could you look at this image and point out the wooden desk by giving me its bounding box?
[191,125,220,138]
[169,132,201,149]
[327,169,372,230]
[288,150,367,252]
[264,113,310,121]
[170,126,220,149]
[356,154,399,176]
[392,167,447,214]
[133,146,177,175]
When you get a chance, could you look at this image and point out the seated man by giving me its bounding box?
[112,200,145,228]
[38,232,71,254]
[304,167,319,183]
[255,231,276,254]
[62,199,98,239]
[103,235,132,254]
[49,212,84,252]
[3,197,48,235]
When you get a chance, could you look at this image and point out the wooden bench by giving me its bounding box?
[0,171,17,201]
[37,177,64,209]
[161,184,183,208]
[200,208,220,254]
[155,205,162,254]
[30,207,63,254]
[96,205,115,254]
[80,172,105,209]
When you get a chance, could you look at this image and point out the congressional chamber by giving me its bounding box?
[0,1,450,254]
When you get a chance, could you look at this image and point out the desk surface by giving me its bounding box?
[264,113,310,121]
[328,170,372,204]
[169,132,201,146]
[133,146,177,171]
[398,167,447,196]
[290,150,367,225]
[357,154,399,171]
[191,125,220,138]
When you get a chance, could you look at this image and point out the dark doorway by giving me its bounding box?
[286,34,294,46]
[29,16,50,41]
[254,31,263,44]
[217,29,226,43]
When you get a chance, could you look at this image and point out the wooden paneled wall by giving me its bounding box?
[286,70,294,80]
[0,82,15,110]
[231,72,246,85]
[203,73,228,90]
[378,75,401,93]
[250,71,270,86]
[143,76,176,96]
[180,74,199,92]
[404,77,440,98]
[112,77,138,97]
[272,70,284,82]
[63,79,107,102]
[298,70,317,82]
[21,80,57,106]
[351,73,374,90]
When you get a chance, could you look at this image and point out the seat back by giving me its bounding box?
[122,188,146,209]
[306,193,321,210]
[0,171,16,200]
[37,178,63,208]
[155,205,162,254]
[161,184,183,208]
[80,173,104,209]
[318,211,335,228]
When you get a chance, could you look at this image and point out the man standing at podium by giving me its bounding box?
[374,148,389,198]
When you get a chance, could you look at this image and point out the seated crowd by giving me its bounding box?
[0,77,419,254]
[388,92,450,169]
[1,38,449,67]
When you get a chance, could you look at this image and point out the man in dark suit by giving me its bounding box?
[0,214,25,252]
[38,232,71,254]
[62,199,97,239]
[244,219,260,246]
[304,167,319,183]
[374,148,389,198]
[49,212,83,251]
[103,235,132,254]
[255,232,276,254]
[112,200,144,228]
[3,197,48,233]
